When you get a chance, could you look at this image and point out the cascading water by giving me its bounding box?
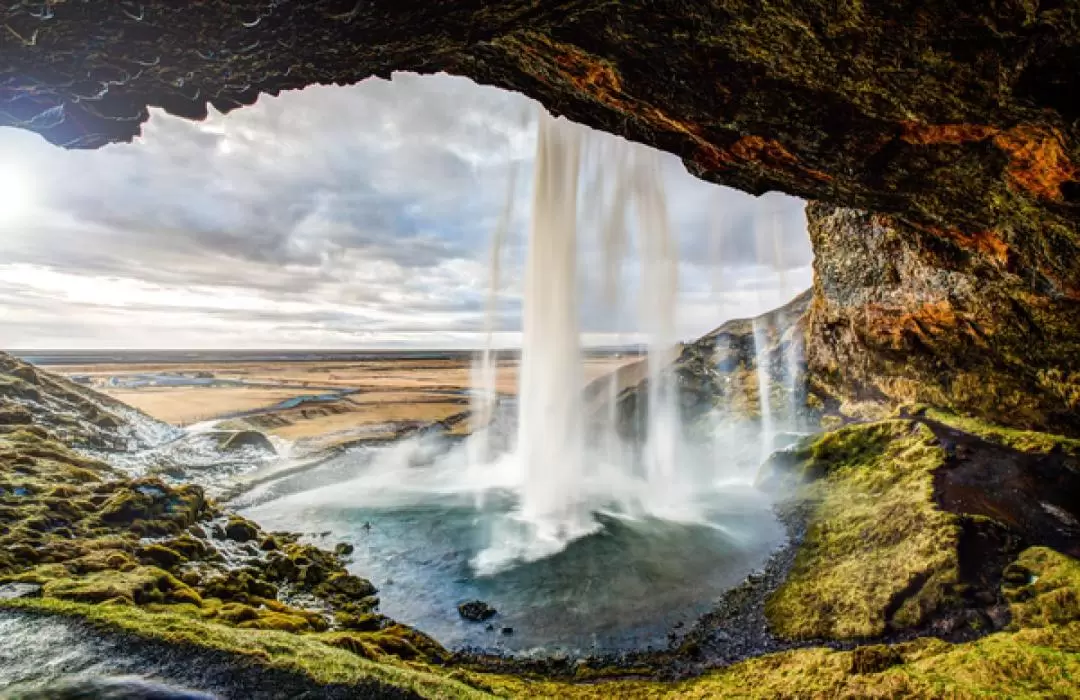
[514,111,592,538]
[470,109,711,573]
[751,315,775,463]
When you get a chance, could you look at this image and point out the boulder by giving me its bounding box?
[224,515,259,543]
[458,600,497,622]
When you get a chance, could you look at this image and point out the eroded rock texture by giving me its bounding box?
[806,205,1080,435]
[2,1,1079,431]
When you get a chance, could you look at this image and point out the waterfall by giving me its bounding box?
[515,111,592,535]
[471,109,714,574]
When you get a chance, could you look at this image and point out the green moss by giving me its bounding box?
[0,598,488,699]
[1004,547,1080,629]
[42,566,202,606]
[765,420,960,639]
[920,406,1080,455]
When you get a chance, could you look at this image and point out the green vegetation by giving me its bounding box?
[1,598,487,699]
[765,420,960,638]
[917,405,1080,456]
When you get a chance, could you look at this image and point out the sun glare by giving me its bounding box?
[0,164,33,225]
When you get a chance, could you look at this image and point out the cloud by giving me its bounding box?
[0,73,811,350]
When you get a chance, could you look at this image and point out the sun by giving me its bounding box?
[0,164,34,225]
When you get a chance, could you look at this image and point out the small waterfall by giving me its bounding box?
[467,155,519,469]
[751,315,775,463]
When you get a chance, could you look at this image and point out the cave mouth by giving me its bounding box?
[3,69,817,660]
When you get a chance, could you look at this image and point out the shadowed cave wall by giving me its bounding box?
[2,0,1078,433]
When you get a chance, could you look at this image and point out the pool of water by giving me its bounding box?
[234,438,785,655]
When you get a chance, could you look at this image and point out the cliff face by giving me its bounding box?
[3,1,1079,432]
[676,290,812,426]
[806,206,1080,436]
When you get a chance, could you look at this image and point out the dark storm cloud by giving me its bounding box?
[0,73,811,349]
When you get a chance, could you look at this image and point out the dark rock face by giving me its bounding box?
[678,289,812,424]
[2,2,1078,234]
[805,205,1080,435]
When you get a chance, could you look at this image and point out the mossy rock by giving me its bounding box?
[1004,547,1080,629]
[316,573,377,601]
[137,544,186,570]
[236,612,312,633]
[224,515,259,543]
[43,566,202,607]
[335,611,385,632]
[97,480,206,536]
[200,569,278,603]
[0,405,33,426]
[765,420,960,639]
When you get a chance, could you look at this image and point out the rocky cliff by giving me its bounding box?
[3,1,1078,434]
[806,205,1080,435]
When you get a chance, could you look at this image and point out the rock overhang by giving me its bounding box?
[1,1,1078,234]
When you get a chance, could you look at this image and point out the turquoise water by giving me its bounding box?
[236,442,784,654]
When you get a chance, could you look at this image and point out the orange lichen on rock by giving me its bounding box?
[901,122,1078,200]
[861,299,966,348]
[500,32,828,183]
[992,126,1078,201]
[926,225,1011,266]
[731,135,832,182]
[899,122,998,145]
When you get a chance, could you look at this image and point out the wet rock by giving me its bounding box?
[317,573,376,600]
[8,677,216,700]
[223,515,259,543]
[334,542,354,557]
[501,626,514,636]
[458,600,497,622]
[0,582,42,599]
[259,535,279,551]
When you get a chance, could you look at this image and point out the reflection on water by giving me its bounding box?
[236,437,784,654]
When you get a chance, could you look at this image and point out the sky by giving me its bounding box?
[0,73,812,350]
